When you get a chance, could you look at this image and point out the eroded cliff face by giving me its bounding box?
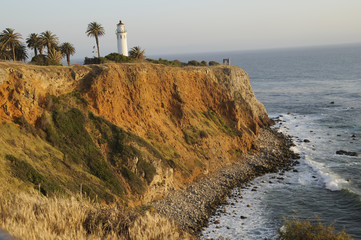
[0,62,270,204]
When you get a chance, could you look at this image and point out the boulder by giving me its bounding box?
[336,150,359,157]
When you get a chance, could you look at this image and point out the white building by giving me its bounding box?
[116,20,128,56]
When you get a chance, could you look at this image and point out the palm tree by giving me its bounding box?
[0,45,11,60]
[40,30,58,53]
[47,49,62,65]
[60,42,75,66]
[86,22,105,58]
[14,43,28,62]
[129,46,145,60]
[26,33,42,57]
[0,28,22,61]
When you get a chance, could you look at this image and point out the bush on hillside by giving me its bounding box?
[105,52,133,63]
[84,57,108,65]
[277,218,354,240]
[29,54,62,66]
[200,60,208,66]
[209,61,220,66]
[146,58,185,67]
[187,60,201,66]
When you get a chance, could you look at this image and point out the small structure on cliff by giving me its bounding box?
[223,57,231,65]
[116,20,129,56]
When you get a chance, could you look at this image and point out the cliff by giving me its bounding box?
[0,61,270,204]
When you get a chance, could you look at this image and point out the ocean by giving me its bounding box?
[151,44,361,239]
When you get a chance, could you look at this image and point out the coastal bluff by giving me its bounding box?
[0,61,271,205]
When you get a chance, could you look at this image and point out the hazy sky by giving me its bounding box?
[1,0,361,60]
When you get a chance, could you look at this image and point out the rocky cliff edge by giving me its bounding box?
[0,62,271,205]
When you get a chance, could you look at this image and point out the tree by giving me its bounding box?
[129,46,145,60]
[86,22,105,58]
[47,49,62,65]
[0,28,22,61]
[0,45,11,60]
[40,30,58,53]
[14,43,27,62]
[60,42,75,66]
[26,33,42,57]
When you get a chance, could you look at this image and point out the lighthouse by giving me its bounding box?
[116,20,128,56]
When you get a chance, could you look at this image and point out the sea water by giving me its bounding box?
[151,44,361,239]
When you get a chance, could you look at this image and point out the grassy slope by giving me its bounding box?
[0,91,166,204]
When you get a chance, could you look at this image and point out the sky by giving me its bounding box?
[1,0,361,60]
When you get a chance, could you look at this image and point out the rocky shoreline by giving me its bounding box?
[152,127,300,237]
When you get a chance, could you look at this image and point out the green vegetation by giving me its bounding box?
[121,167,145,194]
[209,61,220,66]
[0,28,26,61]
[0,89,166,202]
[0,28,76,65]
[46,48,62,66]
[187,60,202,66]
[86,22,105,58]
[203,110,236,136]
[26,33,42,56]
[129,46,146,60]
[1,25,221,66]
[5,154,64,196]
[105,52,133,63]
[60,42,75,66]
[182,125,208,145]
[146,58,185,67]
[183,126,201,145]
[277,218,354,240]
[89,113,158,190]
[83,56,108,65]
[39,107,124,196]
[40,30,58,53]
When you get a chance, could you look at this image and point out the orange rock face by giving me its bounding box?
[0,62,271,194]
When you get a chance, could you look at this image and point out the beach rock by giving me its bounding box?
[303,139,310,143]
[152,128,296,235]
[336,150,359,157]
[330,101,335,104]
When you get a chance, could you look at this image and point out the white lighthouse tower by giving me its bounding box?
[116,20,128,56]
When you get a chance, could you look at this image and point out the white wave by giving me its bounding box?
[304,157,348,191]
[290,146,300,154]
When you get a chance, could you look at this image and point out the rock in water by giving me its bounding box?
[336,150,359,157]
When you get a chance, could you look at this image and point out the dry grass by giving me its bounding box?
[0,188,192,240]
[129,211,191,240]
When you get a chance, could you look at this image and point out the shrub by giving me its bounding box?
[39,106,125,198]
[146,58,185,67]
[29,54,62,66]
[277,218,354,240]
[182,126,208,144]
[203,110,235,136]
[84,57,108,65]
[30,55,47,66]
[200,60,207,66]
[209,61,220,66]
[187,60,201,66]
[5,155,64,196]
[105,52,133,63]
